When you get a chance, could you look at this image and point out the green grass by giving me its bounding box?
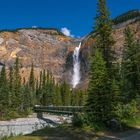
[3,136,42,140]
[29,124,96,140]
[125,115,140,127]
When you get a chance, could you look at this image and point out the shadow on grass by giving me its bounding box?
[27,125,97,140]
[97,126,140,140]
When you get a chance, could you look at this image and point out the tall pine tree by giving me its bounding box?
[86,0,119,125]
[0,65,9,107]
[94,0,114,69]
[121,27,140,102]
[29,63,35,91]
[86,50,112,123]
[13,57,22,110]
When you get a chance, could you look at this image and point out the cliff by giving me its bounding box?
[0,28,81,85]
[0,10,140,89]
[80,10,140,89]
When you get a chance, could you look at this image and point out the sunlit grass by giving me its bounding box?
[5,136,42,140]
[125,115,140,127]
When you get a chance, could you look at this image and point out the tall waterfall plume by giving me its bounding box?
[72,42,81,88]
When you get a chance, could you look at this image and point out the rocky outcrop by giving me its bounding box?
[0,28,81,85]
[0,10,140,89]
[79,10,140,89]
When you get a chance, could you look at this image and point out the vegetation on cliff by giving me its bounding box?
[113,10,140,25]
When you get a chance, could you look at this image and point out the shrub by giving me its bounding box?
[115,100,138,123]
[72,113,85,127]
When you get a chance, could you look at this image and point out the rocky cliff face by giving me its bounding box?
[79,10,140,89]
[0,10,140,89]
[0,28,81,85]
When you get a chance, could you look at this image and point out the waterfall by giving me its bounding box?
[72,42,81,88]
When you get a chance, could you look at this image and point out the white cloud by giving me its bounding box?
[32,25,38,28]
[61,27,74,37]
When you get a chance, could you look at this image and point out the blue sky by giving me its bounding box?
[0,0,139,37]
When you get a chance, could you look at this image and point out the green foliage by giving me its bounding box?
[53,84,62,106]
[0,58,35,120]
[0,65,9,106]
[85,0,120,128]
[60,81,71,106]
[113,10,140,25]
[35,69,86,107]
[13,57,22,109]
[72,112,105,130]
[86,50,114,123]
[71,90,86,106]
[72,113,85,127]
[94,0,115,69]
[115,100,138,123]
[121,27,140,102]
[29,63,35,91]
[1,136,42,140]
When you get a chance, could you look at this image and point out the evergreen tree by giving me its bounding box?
[47,72,55,105]
[37,70,43,104]
[29,63,35,91]
[53,83,62,106]
[13,57,22,109]
[0,65,9,107]
[86,50,112,123]
[40,70,55,106]
[9,67,14,91]
[35,79,40,104]
[21,84,32,114]
[85,0,119,125]
[94,0,115,69]
[60,81,71,106]
[8,66,14,107]
[78,90,85,106]
[121,27,140,102]
[40,70,47,105]
[29,63,36,105]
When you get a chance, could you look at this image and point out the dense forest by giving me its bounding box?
[0,59,86,120]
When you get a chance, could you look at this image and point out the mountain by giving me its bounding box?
[0,10,140,89]
[80,10,140,89]
[0,28,81,86]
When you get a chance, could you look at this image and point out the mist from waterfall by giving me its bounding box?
[72,42,81,88]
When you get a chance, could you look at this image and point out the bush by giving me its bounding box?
[6,110,20,120]
[1,136,9,140]
[115,100,138,123]
[72,113,85,127]
[72,113,104,130]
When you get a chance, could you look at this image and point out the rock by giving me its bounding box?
[0,11,140,89]
[107,119,122,131]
